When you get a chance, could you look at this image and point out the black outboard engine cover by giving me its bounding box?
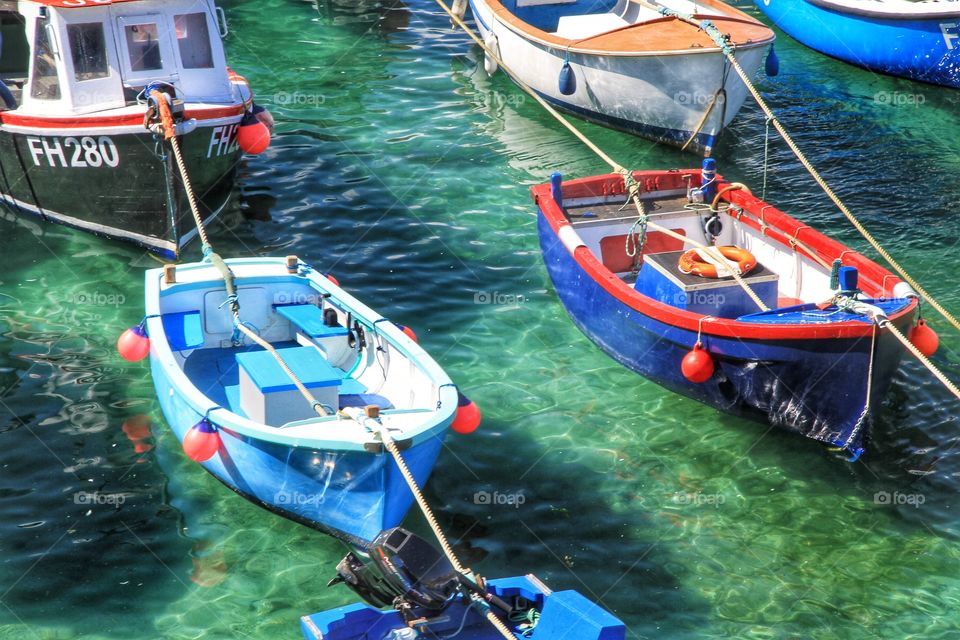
[330,528,461,612]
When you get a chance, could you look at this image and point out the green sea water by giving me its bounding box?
[2,1,960,638]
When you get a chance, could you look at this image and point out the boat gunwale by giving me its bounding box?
[144,257,458,451]
[533,170,918,340]
[0,103,246,130]
[474,0,775,57]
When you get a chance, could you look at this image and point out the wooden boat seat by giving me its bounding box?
[635,250,779,318]
[237,346,345,425]
[554,12,628,38]
[274,303,350,339]
[182,343,373,420]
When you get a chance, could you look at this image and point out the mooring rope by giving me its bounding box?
[439,0,960,408]
[152,90,512,638]
[881,319,960,403]
[150,91,329,418]
[437,0,773,310]
[652,12,960,334]
[342,407,515,640]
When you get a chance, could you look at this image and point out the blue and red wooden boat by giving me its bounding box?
[533,164,923,457]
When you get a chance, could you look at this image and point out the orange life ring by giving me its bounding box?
[678,246,757,278]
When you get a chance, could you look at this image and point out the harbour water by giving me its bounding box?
[1,1,959,638]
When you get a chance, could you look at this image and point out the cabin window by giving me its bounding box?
[30,18,60,100]
[67,23,109,81]
[174,13,213,69]
[124,22,162,71]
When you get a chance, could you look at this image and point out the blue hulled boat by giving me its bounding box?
[142,256,458,544]
[302,528,627,640]
[533,165,923,457]
[754,0,960,87]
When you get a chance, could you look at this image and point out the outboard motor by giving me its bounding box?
[330,528,513,622]
[331,527,461,611]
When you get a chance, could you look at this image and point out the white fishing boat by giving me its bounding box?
[467,0,775,155]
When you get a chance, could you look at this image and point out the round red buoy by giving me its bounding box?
[681,343,714,383]
[237,111,270,155]
[396,324,418,343]
[183,419,221,462]
[326,274,340,287]
[909,319,939,357]
[117,324,150,362]
[451,391,481,434]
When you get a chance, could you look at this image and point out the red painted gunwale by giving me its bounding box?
[532,170,917,340]
[0,105,246,129]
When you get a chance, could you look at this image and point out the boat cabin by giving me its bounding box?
[0,0,235,116]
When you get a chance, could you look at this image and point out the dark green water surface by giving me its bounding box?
[1,1,959,638]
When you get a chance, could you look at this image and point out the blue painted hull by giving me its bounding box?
[152,354,446,545]
[301,575,625,640]
[537,213,910,454]
[755,0,960,87]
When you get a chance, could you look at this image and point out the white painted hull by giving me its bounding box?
[470,0,769,155]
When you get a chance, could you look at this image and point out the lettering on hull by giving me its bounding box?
[207,124,240,158]
[27,136,120,168]
[942,23,959,50]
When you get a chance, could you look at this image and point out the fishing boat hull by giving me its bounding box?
[534,170,917,455]
[301,574,626,640]
[144,258,458,544]
[469,0,773,155]
[0,111,243,257]
[754,0,960,87]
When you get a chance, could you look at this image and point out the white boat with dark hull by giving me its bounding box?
[468,0,775,155]
[0,0,271,257]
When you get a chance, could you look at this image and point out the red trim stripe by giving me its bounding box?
[0,104,246,129]
[533,171,917,341]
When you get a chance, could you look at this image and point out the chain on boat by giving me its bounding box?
[147,89,515,640]
[433,0,960,418]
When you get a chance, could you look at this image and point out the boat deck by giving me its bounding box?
[182,342,388,419]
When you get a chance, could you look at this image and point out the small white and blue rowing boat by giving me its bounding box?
[467,0,775,155]
[755,0,960,88]
[136,256,465,545]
